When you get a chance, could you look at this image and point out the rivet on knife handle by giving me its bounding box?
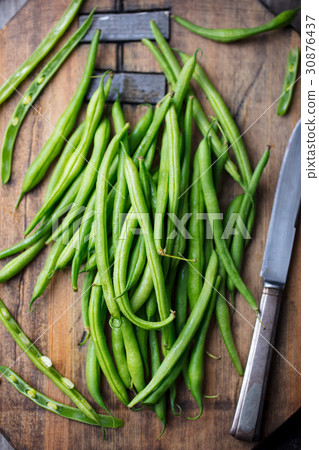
[230,286,282,441]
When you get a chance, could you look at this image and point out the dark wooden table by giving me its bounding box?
[0,1,300,449]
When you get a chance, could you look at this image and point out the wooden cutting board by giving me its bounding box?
[0,1,301,449]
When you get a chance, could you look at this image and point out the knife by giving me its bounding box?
[230,119,301,441]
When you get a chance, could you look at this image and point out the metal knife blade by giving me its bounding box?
[261,119,301,287]
[230,120,301,442]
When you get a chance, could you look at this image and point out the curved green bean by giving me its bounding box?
[129,104,153,152]
[277,46,299,116]
[0,366,123,428]
[172,8,300,42]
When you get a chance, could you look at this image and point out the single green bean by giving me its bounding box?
[0,10,95,184]
[111,325,132,389]
[79,270,96,345]
[187,151,204,310]
[0,234,49,283]
[129,104,153,152]
[277,46,299,116]
[172,8,300,42]
[216,274,243,375]
[71,192,96,291]
[16,29,100,204]
[112,98,130,251]
[30,228,74,310]
[135,305,150,379]
[133,92,173,163]
[86,340,112,413]
[88,280,129,405]
[55,227,80,270]
[0,299,101,425]
[0,0,85,104]
[0,366,123,428]
[188,277,220,419]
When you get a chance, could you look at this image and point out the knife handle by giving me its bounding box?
[230,286,282,441]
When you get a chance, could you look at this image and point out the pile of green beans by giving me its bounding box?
[0,13,277,437]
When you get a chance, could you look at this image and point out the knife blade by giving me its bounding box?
[230,119,301,441]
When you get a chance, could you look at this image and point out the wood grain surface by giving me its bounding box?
[0,1,301,449]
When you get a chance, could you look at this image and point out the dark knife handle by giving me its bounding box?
[230,286,282,441]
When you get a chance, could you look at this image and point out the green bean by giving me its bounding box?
[112,98,130,251]
[133,92,173,163]
[71,193,96,291]
[0,366,123,428]
[227,147,270,297]
[188,277,220,419]
[79,270,95,345]
[0,234,49,283]
[139,157,152,211]
[124,154,173,347]
[187,151,204,310]
[130,265,154,313]
[216,273,243,375]
[163,104,180,270]
[198,137,258,312]
[55,227,80,270]
[175,264,190,391]
[0,11,95,184]
[144,135,158,170]
[142,39,176,84]
[88,280,130,405]
[178,51,252,187]
[129,104,153,152]
[277,46,299,116]
[48,117,111,243]
[111,326,132,389]
[25,72,112,235]
[154,131,169,252]
[95,123,130,319]
[83,252,97,273]
[45,122,85,201]
[223,194,244,249]
[135,306,150,379]
[128,250,219,407]
[0,299,101,425]
[16,29,100,205]
[86,340,112,413]
[29,228,74,310]
[148,21,242,185]
[172,8,300,42]
[0,0,85,104]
